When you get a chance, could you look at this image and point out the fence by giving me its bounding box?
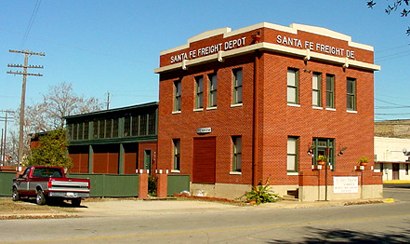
[0,172,190,198]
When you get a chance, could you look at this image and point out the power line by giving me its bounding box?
[21,0,42,47]
[7,49,45,167]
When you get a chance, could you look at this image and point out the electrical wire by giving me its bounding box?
[21,0,42,48]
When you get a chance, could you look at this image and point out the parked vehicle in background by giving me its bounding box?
[12,166,90,206]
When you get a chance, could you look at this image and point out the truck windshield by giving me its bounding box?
[33,168,62,178]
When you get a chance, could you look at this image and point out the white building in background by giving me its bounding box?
[374,136,410,181]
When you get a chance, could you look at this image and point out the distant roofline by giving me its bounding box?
[64,101,158,120]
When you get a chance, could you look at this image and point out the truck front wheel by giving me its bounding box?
[12,187,20,201]
[72,198,81,207]
[36,190,46,205]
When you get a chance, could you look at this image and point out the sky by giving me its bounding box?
[0,0,409,133]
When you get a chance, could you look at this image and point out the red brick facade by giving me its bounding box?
[156,23,382,200]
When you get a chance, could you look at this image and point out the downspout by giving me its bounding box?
[252,33,261,187]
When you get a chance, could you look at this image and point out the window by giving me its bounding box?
[287,68,299,104]
[287,137,299,172]
[232,69,243,104]
[139,114,147,136]
[406,164,409,175]
[174,80,182,112]
[124,116,131,137]
[232,136,242,172]
[312,138,335,168]
[326,74,335,108]
[131,115,138,136]
[98,120,105,138]
[105,119,112,138]
[72,124,78,140]
[208,73,217,107]
[312,73,322,107]
[83,122,89,140]
[347,78,357,111]
[195,76,204,109]
[173,139,180,171]
[112,119,118,138]
[93,119,98,139]
[148,111,156,135]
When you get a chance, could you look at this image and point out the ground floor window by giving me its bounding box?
[173,139,180,171]
[312,138,335,168]
[287,137,299,172]
[232,136,242,172]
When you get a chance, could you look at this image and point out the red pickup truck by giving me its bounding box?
[12,166,90,206]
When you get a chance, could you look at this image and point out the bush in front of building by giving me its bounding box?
[148,175,157,196]
[242,178,279,205]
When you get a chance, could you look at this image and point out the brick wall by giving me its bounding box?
[157,23,379,194]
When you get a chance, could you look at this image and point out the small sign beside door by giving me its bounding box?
[196,127,212,134]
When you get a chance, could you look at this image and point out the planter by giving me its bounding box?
[317,161,326,166]
[359,162,368,166]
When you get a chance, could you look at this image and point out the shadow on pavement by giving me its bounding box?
[268,226,410,243]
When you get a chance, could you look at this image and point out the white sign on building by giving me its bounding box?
[333,176,359,193]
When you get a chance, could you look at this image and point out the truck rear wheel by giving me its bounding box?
[12,187,20,201]
[36,190,46,205]
[72,198,81,207]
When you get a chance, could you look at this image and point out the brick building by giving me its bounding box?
[155,22,382,201]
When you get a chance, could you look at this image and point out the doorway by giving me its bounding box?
[144,150,152,173]
[392,163,400,180]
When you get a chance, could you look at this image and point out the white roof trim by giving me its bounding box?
[159,22,375,55]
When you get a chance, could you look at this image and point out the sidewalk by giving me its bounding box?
[76,197,389,216]
[1,197,391,220]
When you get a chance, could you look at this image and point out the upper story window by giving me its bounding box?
[287,68,299,104]
[195,76,204,109]
[312,72,322,107]
[208,73,217,107]
[174,80,182,112]
[326,74,335,109]
[232,69,243,104]
[346,78,357,111]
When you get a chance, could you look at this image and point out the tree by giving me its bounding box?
[26,128,73,169]
[6,82,102,167]
[25,82,103,133]
[367,0,410,35]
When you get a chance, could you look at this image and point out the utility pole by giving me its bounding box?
[7,49,45,169]
[106,91,110,110]
[0,110,15,165]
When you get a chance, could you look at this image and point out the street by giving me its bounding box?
[0,187,409,243]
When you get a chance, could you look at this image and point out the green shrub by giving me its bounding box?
[148,175,157,196]
[242,178,279,205]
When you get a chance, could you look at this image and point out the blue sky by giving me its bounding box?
[0,0,409,129]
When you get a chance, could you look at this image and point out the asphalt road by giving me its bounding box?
[1,187,409,243]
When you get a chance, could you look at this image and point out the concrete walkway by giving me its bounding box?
[1,198,390,220]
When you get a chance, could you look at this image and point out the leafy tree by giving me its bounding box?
[367,0,410,35]
[26,128,73,169]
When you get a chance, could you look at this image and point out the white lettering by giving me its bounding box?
[224,37,246,50]
[305,41,314,50]
[347,50,355,59]
[170,52,188,64]
[277,35,302,48]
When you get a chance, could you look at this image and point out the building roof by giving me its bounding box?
[64,101,158,120]
[155,22,380,73]
[375,120,410,138]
